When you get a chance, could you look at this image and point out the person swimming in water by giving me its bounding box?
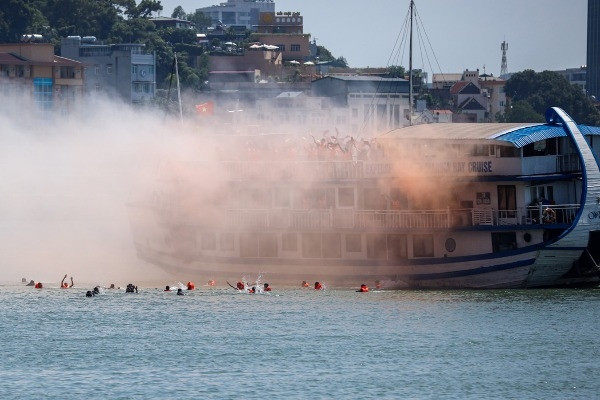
[301,280,310,288]
[60,274,74,289]
[314,281,323,290]
[34,282,43,289]
[26,280,35,286]
[358,284,369,292]
[263,283,272,292]
[177,288,184,295]
[164,285,171,291]
[125,284,138,293]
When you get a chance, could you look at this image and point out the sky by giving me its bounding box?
[157,0,587,78]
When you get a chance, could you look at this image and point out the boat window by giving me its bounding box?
[274,187,290,208]
[387,234,407,259]
[258,233,277,257]
[364,188,386,210]
[302,233,321,258]
[322,233,341,258]
[498,146,520,157]
[240,233,258,257]
[413,234,434,257]
[282,233,297,251]
[220,233,234,251]
[367,234,387,259]
[338,187,355,207]
[201,233,216,250]
[491,232,517,252]
[346,234,362,252]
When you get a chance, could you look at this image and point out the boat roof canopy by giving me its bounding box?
[381,123,600,148]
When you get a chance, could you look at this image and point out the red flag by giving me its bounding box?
[195,101,214,115]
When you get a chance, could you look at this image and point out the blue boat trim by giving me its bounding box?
[409,258,536,281]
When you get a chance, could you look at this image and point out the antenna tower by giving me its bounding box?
[500,40,508,76]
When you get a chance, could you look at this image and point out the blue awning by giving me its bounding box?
[494,124,600,148]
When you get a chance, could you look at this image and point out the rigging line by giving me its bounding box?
[414,5,447,84]
[359,4,411,135]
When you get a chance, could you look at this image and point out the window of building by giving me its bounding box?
[282,233,297,251]
[94,65,100,75]
[413,234,434,257]
[132,65,137,74]
[346,234,362,252]
[277,44,285,51]
[291,44,300,51]
[106,65,112,74]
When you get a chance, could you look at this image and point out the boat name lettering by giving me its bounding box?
[588,211,600,220]
[468,161,492,173]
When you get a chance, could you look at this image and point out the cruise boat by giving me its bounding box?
[127,107,600,288]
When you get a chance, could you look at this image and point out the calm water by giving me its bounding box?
[0,283,599,399]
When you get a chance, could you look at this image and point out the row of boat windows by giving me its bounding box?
[197,232,435,259]
[227,186,409,210]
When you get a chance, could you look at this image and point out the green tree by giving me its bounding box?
[502,100,545,123]
[187,10,212,31]
[171,6,185,19]
[505,69,600,125]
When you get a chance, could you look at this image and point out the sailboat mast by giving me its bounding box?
[174,52,183,124]
[408,0,414,126]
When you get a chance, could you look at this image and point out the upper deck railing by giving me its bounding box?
[203,204,579,231]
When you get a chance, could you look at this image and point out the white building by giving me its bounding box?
[197,0,275,30]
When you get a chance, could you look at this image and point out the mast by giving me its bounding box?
[408,0,414,126]
[174,52,183,124]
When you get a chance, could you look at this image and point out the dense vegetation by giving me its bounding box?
[502,70,600,125]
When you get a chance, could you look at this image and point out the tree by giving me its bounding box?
[505,69,600,125]
[501,100,545,123]
[171,6,185,19]
[187,10,212,32]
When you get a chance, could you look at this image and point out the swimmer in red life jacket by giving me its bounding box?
[236,282,245,290]
[187,281,195,290]
[314,281,323,290]
[358,284,369,292]
[34,282,43,289]
[248,286,256,294]
[263,283,272,292]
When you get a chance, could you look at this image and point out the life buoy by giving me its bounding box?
[543,208,556,224]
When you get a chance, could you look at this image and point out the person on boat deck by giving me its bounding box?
[236,282,245,290]
[359,284,369,293]
[301,281,310,288]
[61,274,74,288]
[177,288,184,295]
[26,279,35,286]
[263,283,272,292]
[164,285,171,291]
[314,282,323,290]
